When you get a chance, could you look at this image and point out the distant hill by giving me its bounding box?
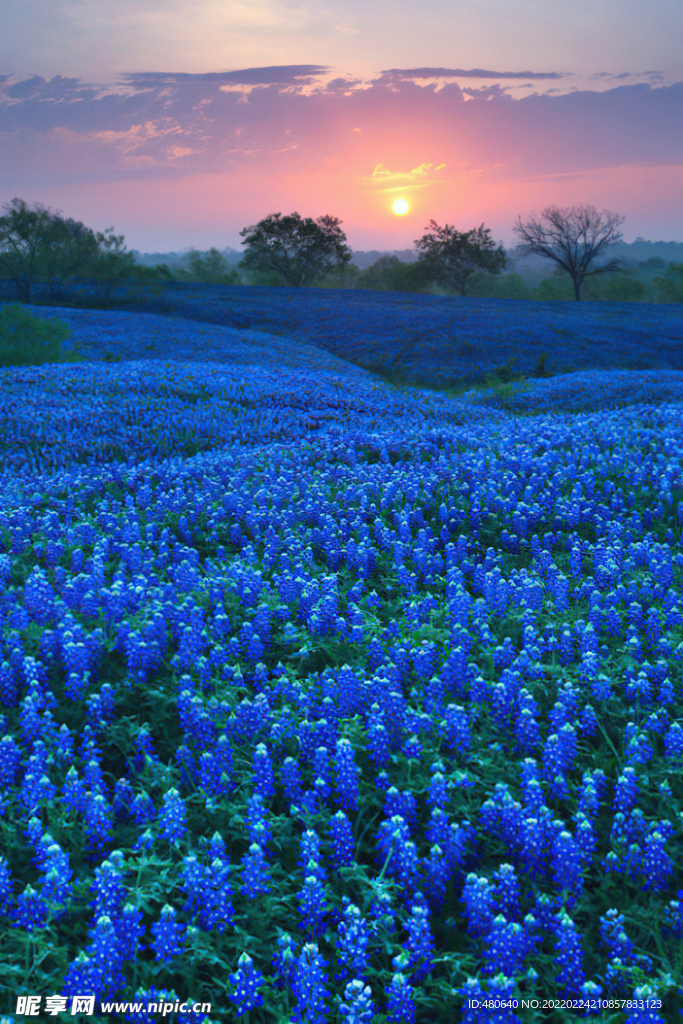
[350,249,417,269]
[130,247,242,269]
[130,239,683,276]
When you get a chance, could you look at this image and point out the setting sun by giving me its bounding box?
[392,198,409,216]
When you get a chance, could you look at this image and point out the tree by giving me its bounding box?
[184,247,238,284]
[89,228,136,298]
[513,205,625,301]
[654,263,683,303]
[0,198,59,303]
[0,197,136,303]
[414,221,506,297]
[239,212,352,287]
[36,215,100,300]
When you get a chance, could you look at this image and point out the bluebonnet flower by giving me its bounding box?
[81,791,114,857]
[40,842,73,912]
[158,788,187,844]
[62,951,101,998]
[340,980,374,1024]
[614,767,639,814]
[520,817,546,880]
[385,973,415,1024]
[383,787,418,828]
[483,915,527,977]
[229,952,265,1015]
[422,844,449,910]
[514,707,541,754]
[640,831,673,892]
[664,722,683,758]
[551,830,583,902]
[492,864,521,921]
[283,755,303,805]
[85,914,126,997]
[253,742,275,801]
[624,726,653,766]
[462,873,495,936]
[334,737,360,810]
[91,855,126,920]
[376,816,418,891]
[336,901,370,981]
[292,943,329,1024]
[13,884,48,931]
[623,987,666,1024]
[441,704,471,753]
[245,794,272,848]
[0,735,21,786]
[404,892,435,982]
[130,790,156,827]
[427,768,449,810]
[300,829,327,882]
[241,843,272,900]
[150,904,184,963]
[299,874,329,938]
[272,932,297,988]
[328,810,354,868]
[118,903,145,960]
[0,857,14,917]
[553,911,586,996]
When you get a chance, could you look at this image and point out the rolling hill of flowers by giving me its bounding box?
[78,282,683,385]
[1,296,683,1023]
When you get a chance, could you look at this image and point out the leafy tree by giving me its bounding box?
[654,263,683,303]
[0,198,59,303]
[513,205,625,301]
[36,216,100,300]
[89,228,137,299]
[239,212,352,287]
[183,247,238,284]
[355,255,432,293]
[414,221,506,297]
[0,198,137,303]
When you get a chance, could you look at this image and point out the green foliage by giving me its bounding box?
[0,304,78,366]
[654,262,683,303]
[239,211,352,287]
[351,255,434,293]
[174,248,240,285]
[466,271,532,300]
[0,198,138,305]
[414,221,507,297]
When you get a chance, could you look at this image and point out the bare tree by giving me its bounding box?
[513,205,625,300]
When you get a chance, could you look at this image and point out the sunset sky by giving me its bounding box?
[1,0,682,253]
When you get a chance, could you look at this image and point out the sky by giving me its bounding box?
[1,0,682,254]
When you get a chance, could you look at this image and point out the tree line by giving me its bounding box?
[2,197,683,304]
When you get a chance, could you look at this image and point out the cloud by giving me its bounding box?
[122,66,330,87]
[1,67,682,219]
[363,162,447,193]
[381,67,567,81]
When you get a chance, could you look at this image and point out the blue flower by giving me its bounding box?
[385,973,414,1024]
[158,788,187,845]
[335,901,370,981]
[340,979,375,1024]
[150,904,185,963]
[292,943,329,1024]
[241,843,272,900]
[229,952,265,1015]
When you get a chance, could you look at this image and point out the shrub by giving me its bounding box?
[0,304,77,366]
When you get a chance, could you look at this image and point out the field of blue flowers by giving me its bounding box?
[1,292,683,1023]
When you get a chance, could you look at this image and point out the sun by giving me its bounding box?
[392,198,409,216]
